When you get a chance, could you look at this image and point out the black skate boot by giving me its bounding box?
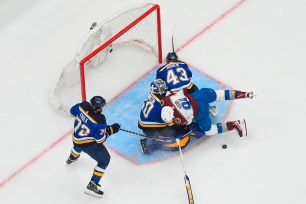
[226,120,247,137]
[66,154,79,165]
[84,181,104,198]
[66,158,75,165]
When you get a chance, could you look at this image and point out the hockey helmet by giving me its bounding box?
[150,78,167,95]
[166,52,178,63]
[90,96,106,110]
[161,106,174,123]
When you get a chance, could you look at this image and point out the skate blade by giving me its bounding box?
[84,189,103,198]
[248,92,258,99]
[240,119,247,136]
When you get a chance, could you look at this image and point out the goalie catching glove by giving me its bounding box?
[106,123,120,136]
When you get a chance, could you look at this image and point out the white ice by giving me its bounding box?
[0,0,306,203]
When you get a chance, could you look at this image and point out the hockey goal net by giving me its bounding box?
[49,3,162,116]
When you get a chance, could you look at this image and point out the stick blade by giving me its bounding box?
[241,119,247,136]
[184,175,194,204]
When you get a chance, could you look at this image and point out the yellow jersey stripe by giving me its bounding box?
[158,62,185,72]
[73,138,95,144]
[79,107,97,124]
[152,94,162,102]
[138,120,175,128]
[96,136,107,144]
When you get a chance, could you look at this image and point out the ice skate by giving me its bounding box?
[84,181,104,198]
[246,92,255,99]
[235,91,254,99]
[226,119,247,137]
[66,156,78,165]
[66,158,75,165]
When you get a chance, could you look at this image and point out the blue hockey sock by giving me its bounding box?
[91,175,102,184]
[224,90,230,100]
[216,123,223,133]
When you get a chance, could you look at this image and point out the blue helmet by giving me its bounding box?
[166,52,178,63]
[90,96,106,110]
[150,78,167,95]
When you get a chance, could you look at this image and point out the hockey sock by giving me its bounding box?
[69,147,81,160]
[91,166,105,184]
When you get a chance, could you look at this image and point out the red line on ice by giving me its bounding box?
[0,131,72,188]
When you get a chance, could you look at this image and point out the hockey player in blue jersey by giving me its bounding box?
[156,51,222,117]
[138,79,168,133]
[66,96,120,197]
[138,79,191,154]
[156,52,198,93]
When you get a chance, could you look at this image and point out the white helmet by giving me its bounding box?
[161,106,174,123]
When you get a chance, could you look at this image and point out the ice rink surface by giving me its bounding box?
[1,0,306,203]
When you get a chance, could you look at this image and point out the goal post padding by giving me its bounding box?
[49,3,162,116]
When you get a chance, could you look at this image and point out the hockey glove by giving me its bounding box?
[106,123,121,136]
[188,83,199,93]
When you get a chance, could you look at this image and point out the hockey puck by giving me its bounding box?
[222,144,227,149]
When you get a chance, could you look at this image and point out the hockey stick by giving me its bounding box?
[119,128,172,142]
[171,25,177,52]
[176,138,194,204]
[119,128,147,137]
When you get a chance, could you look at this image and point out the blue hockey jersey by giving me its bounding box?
[138,93,173,129]
[70,101,108,145]
[156,61,193,92]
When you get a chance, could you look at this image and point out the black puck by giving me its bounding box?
[222,144,227,149]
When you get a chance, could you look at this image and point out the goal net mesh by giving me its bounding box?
[49,3,161,116]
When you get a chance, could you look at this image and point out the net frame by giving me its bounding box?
[49,3,162,115]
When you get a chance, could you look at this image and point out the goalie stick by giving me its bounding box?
[176,138,194,204]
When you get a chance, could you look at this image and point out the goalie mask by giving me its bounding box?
[161,106,174,123]
[90,96,106,111]
[150,78,167,95]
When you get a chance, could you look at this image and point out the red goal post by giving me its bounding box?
[49,3,162,116]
